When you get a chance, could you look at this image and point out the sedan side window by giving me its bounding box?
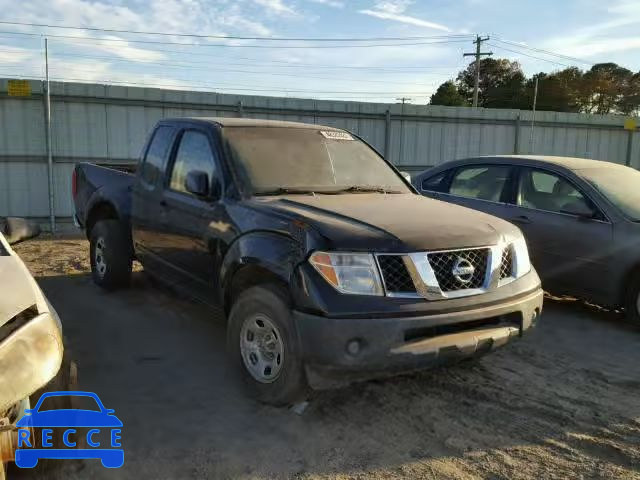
[449,166,510,202]
[421,171,447,192]
[518,169,594,216]
[169,131,217,195]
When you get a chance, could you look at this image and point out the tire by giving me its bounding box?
[89,219,132,290]
[625,273,640,325]
[227,285,308,406]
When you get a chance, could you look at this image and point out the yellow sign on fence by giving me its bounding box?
[7,79,31,97]
[624,118,637,131]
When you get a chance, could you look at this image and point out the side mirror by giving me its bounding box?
[2,217,41,245]
[185,170,210,197]
[561,200,595,219]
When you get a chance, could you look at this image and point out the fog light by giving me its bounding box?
[346,339,361,356]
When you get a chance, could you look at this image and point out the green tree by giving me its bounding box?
[523,70,581,113]
[617,72,640,115]
[582,63,633,114]
[429,81,467,106]
[456,58,526,108]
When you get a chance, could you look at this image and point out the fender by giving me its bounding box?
[85,187,131,226]
[219,230,305,309]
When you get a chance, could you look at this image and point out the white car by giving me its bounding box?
[0,218,65,472]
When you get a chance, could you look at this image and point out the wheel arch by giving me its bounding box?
[620,261,640,305]
[85,201,120,239]
[220,231,303,316]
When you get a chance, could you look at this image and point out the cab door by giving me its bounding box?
[154,127,228,292]
[131,124,177,273]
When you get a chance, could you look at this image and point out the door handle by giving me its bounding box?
[512,215,532,225]
[159,200,168,207]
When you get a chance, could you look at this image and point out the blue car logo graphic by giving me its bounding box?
[15,391,123,468]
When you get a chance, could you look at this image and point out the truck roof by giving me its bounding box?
[163,117,344,131]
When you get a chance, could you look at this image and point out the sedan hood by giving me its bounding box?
[252,193,519,251]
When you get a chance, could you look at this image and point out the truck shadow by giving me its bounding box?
[20,271,640,479]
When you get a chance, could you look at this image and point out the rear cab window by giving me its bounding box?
[139,126,175,187]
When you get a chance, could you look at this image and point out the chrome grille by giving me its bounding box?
[500,247,514,280]
[377,255,416,293]
[427,248,489,292]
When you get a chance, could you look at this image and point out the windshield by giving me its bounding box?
[222,127,410,194]
[579,166,640,221]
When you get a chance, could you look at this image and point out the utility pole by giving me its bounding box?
[529,76,539,153]
[43,37,55,233]
[395,97,412,104]
[463,35,492,108]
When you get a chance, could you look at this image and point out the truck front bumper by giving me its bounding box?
[294,287,543,389]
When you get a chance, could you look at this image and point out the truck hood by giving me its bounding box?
[0,256,40,327]
[253,193,519,252]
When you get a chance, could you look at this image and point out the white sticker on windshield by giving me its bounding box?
[320,131,354,141]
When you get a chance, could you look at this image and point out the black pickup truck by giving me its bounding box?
[73,118,543,405]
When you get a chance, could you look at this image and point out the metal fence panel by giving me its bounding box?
[0,79,638,223]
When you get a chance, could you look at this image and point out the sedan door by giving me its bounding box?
[425,164,516,221]
[508,167,613,296]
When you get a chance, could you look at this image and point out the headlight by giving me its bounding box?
[511,236,531,278]
[0,312,63,413]
[309,252,384,296]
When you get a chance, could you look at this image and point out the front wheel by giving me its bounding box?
[227,285,308,406]
[89,220,132,290]
[625,274,640,325]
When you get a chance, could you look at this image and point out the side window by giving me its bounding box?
[421,171,447,192]
[518,169,593,215]
[140,126,174,187]
[449,165,510,202]
[169,131,217,195]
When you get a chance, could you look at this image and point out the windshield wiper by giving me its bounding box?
[253,187,317,196]
[331,185,404,194]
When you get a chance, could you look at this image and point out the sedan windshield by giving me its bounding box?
[579,165,640,221]
[222,127,410,195]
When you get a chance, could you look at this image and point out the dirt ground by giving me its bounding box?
[10,236,640,480]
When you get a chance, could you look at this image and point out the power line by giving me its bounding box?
[0,20,473,43]
[487,42,572,68]
[45,53,453,84]
[0,71,433,96]
[47,61,444,86]
[0,72,432,99]
[0,29,471,49]
[492,38,594,65]
[49,50,461,72]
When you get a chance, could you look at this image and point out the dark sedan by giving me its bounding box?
[414,155,640,322]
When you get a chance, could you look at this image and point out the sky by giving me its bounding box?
[1,0,640,103]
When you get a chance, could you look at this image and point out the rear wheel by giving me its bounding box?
[625,274,640,325]
[89,219,132,290]
[227,285,308,406]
